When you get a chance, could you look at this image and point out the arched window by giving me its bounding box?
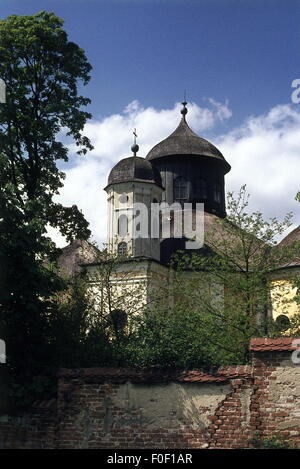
[110,309,127,331]
[275,314,290,330]
[133,209,141,233]
[174,176,188,203]
[117,241,127,256]
[118,214,128,237]
[196,178,207,199]
[213,180,222,204]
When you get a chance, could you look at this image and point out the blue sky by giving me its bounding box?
[2,0,299,128]
[1,0,300,246]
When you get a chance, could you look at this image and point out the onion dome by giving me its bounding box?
[146,102,231,173]
[106,156,162,188]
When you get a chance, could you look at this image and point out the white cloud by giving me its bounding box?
[207,97,233,122]
[53,99,300,248]
[216,104,300,238]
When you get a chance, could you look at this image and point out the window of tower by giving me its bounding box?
[174,176,188,203]
[118,214,128,237]
[196,178,207,199]
[110,309,128,332]
[213,180,222,204]
[117,241,127,256]
[119,193,128,204]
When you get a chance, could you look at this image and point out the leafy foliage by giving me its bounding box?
[66,187,299,370]
[0,11,93,408]
[0,11,92,238]
[250,431,297,449]
[162,186,297,364]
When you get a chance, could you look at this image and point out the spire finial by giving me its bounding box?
[131,128,139,156]
[181,93,188,119]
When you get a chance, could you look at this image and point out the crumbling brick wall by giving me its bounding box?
[0,400,56,449]
[250,338,300,444]
[56,367,252,449]
[0,338,300,449]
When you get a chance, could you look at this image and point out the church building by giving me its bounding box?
[104,101,230,262]
[58,102,300,327]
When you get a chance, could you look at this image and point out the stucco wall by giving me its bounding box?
[112,381,230,430]
[55,369,252,449]
[270,279,300,320]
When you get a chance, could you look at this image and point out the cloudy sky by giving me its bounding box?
[2,0,300,247]
[49,98,300,247]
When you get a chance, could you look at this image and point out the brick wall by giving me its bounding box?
[0,400,56,449]
[0,338,300,449]
[250,338,300,444]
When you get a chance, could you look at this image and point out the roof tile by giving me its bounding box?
[58,365,253,383]
[250,337,300,351]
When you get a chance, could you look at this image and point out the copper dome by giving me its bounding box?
[106,156,162,188]
[146,116,231,174]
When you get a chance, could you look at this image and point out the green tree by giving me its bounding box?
[43,188,299,372]
[124,186,298,368]
[49,275,113,369]
[48,248,158,369]
[0,11,93,406]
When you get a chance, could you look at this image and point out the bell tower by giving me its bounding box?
[104,132,163,261]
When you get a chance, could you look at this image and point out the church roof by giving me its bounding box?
[279,225,300,248]
[106,156,162,188]
[146,114,231,173]
[276,225,300,268]
[56,239,102,276]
